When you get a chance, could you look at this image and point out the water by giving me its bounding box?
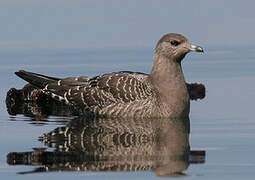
[1,46,255,179]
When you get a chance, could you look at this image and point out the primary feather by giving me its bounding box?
[15,70,156,117]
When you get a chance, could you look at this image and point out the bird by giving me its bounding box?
[15,33,203,118]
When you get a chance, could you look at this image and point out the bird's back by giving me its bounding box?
[15,70,159,118]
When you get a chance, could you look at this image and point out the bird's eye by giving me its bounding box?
[170,40,180,46]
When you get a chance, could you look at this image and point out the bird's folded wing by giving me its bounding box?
[45,72,154,110]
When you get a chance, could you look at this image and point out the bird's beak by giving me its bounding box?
[190,44,204,53]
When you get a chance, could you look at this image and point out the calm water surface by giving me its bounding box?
[0,46,255,179]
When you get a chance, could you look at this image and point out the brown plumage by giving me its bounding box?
[14,33,203,118]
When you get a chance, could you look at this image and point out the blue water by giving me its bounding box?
[1,46,255,179]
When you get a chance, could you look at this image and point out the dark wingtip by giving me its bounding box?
[14,70,58,89]
[14,70,35,85]
[15,70,26,77]
[15,70,23,75]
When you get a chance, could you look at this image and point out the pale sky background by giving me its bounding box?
[0,0,255,50]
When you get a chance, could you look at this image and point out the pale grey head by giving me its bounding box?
[155,33,203,62]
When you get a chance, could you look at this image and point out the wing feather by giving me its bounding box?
[45,72,154,112]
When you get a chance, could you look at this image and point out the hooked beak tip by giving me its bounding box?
[190,44,204,53]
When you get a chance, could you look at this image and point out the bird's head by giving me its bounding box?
[155,33,203,62]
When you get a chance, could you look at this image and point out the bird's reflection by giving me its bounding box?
[6,82,206,176]
[7,116,205,177]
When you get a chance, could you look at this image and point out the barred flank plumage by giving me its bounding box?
[15,70,157,117]
[14,33,204,118]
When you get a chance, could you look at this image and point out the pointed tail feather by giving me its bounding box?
[15,70,61,89]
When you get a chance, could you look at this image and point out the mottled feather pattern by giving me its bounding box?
[40,71,156,117]
[14,33,204,118]
[90,72,154,102]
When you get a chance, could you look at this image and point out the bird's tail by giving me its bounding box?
[15,70,61,89]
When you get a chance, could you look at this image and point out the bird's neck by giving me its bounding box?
[149,54,190,117]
